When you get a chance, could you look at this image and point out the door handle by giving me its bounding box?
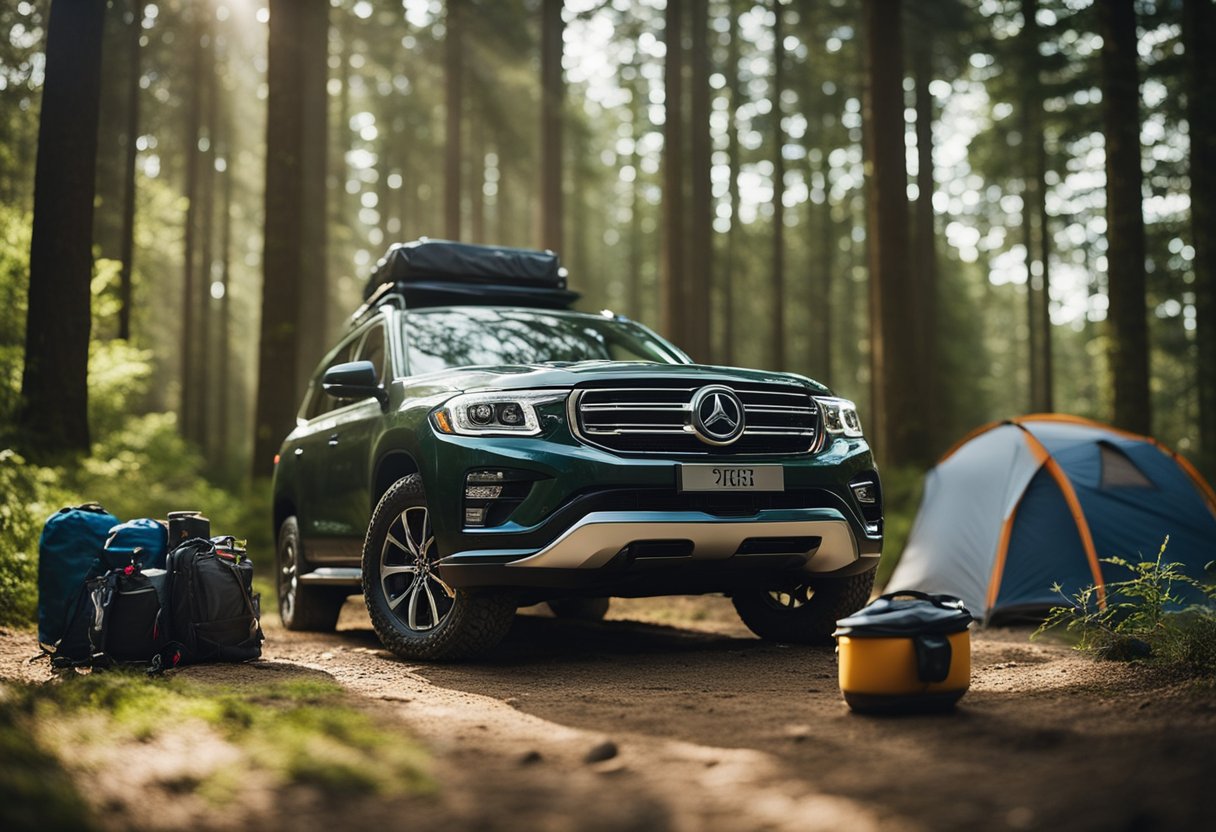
[328,433,340,447]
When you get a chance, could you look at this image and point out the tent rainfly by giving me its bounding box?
[886,415,1216,623]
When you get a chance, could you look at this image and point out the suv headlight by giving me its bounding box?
[433,390,566,436]
[814,396,865,438]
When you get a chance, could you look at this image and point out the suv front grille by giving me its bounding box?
[571,381,820,456]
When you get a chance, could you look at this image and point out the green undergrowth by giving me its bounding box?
[1034,537,1216,681]
[873,465,926,590]
[0,669,432,825]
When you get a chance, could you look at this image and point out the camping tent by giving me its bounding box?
[886,415,1216,623]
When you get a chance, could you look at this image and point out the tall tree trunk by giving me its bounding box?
[197,30,216,452]
[861,0,921,466]
[180,10,203,442]
[1022,0,1053,413]
[661,0,686,347]
[770,0,786,371]
[117,0,142,342]
[470,112,486,243]
[1098,0,1150,435]
[818,183,835,386]
[444,0,464,240]
[17,0,106,458]
[539,0,564,252]
[1184,0,1216,474]
[686,0,712,362]
[217,99,233,467]
[911,17,938,441]
[297,0,328,392]
[799,0,830,384]
[723,2,741,366]
[253,0,310,477]
[627,73,645,322]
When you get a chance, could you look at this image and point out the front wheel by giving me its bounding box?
[362,475,516,661]
[732,570,876,645]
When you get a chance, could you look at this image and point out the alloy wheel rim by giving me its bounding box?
[280,536,297,621]
[380,505,455,632]
[767,583,814,610]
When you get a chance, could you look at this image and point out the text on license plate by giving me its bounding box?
[678,464,784,492]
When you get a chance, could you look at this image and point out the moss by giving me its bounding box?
[11,668,433,816]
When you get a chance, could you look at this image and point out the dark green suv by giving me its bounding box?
[272,241,882,659]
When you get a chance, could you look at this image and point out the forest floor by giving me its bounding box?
[3,595,1215,832]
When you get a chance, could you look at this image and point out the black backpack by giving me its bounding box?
[51,564,169,668]
[158,537,263,669]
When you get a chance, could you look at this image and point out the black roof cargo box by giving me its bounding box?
[363,239,578,309]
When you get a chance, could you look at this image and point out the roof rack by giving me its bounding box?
[350,239,580,326]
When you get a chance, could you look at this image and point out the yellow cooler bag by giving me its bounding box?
[834,591,973,714]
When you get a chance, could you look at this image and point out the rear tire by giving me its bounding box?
[363,475,516,661]
[548,597,610,621]
[277,516,346,632]
[733,569,875,645]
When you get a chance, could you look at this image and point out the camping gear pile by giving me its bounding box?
[37,504,263,672]
[834,592,973,714]
[888,415,1216,623]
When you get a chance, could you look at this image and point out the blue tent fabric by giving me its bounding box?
[888,415,1216,621]
[999,470,1095,614]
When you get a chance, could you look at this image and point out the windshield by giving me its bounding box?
[401,307,688,375]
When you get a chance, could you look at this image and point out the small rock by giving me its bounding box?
[378,694,411,703]
[519,750,543,765]
[504,697,521,707]
[584,740,619,763]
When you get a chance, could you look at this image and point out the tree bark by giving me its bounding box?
[861,0,922,466]
[1184,0,1216,474]
[770,0,786,371]
[1098,0,1150,435]
[1022,0,1053,413]
[911,16,938,440]
[444,0,464,240]
[723,2,741,366]
[117,0,142,342]
[540,0,564,252]
[661,0,686,347]
[627,73,645,323]
[253,0,310,477]
[196,28,216,452]
[17,0,106,458]
[180,10,203,442]
[686,0,712,362]
[297,0,329,391]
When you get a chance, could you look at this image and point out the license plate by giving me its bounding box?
[678,464,784,492]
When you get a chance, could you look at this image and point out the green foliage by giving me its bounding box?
[0,449,67,626]
[1035,537,1216,678]
[0,206,30,432]
[874,465,928,589]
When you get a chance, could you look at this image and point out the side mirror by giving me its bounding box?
[322,360,388,407]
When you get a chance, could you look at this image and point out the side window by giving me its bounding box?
[355,324,388,383]
[303,341,355,420]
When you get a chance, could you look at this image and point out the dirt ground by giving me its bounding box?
[4,595,1215,832]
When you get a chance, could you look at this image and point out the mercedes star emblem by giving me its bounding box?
[690,385,746,446]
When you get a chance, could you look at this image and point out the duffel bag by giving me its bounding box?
[37,503,119,646]
[103,518,169,571]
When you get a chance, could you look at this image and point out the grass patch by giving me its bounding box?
[1,668,432,826]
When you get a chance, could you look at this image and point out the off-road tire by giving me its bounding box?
[277,516,347,632]
[363,475,516,661]
[732,569,876,645]
[547,597,610,621]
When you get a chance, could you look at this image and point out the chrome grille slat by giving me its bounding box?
[572,381,821,456]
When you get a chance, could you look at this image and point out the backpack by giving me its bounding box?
[159,537,263,669]
[37,503,119,646]
[103,518,169,570]
[51,564,169,668]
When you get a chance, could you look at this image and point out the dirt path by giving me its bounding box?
[5,597,1216,831]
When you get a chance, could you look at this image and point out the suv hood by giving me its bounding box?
[398,360,831,400]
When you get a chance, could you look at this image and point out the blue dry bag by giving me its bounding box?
[37,503,119,645]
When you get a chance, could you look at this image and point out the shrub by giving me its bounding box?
[1035,537,1216,678]
[0,450,68,626]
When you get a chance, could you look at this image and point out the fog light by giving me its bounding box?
[852,482,878,504]
[465,485,504,500]
[464,506,487,526]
